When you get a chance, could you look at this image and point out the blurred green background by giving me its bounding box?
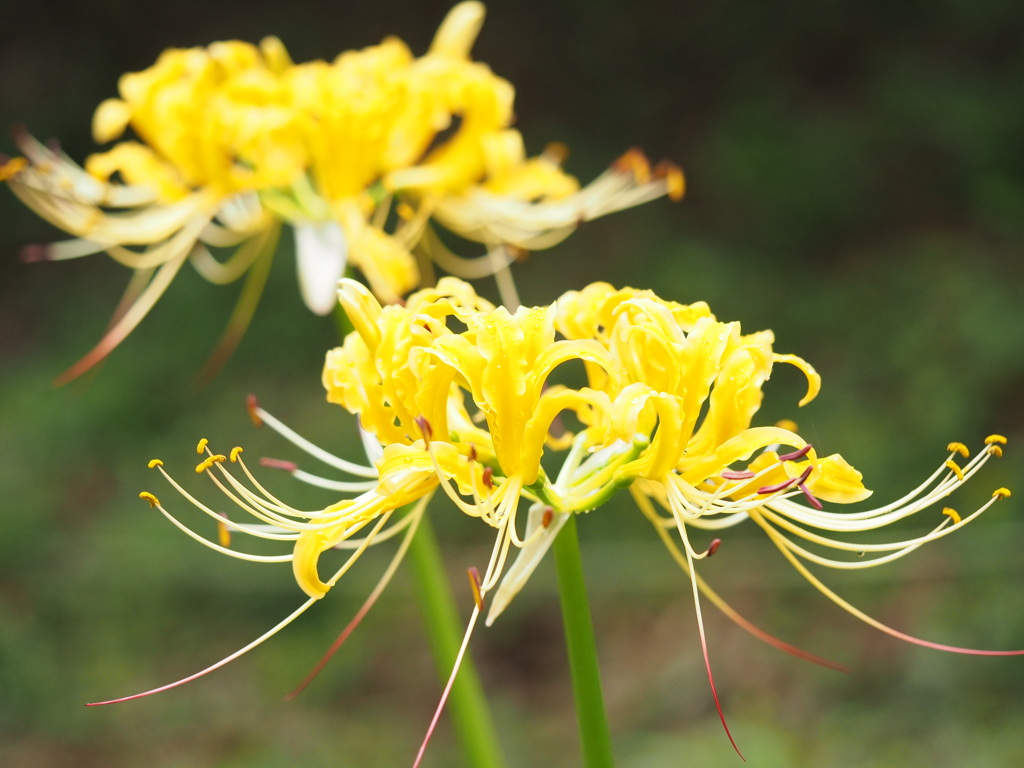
[3,1,1024,766]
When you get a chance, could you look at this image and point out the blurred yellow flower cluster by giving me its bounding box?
[5,1,681,383]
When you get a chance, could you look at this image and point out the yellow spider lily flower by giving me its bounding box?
[140,277,1012,633]
[5,1,681,384]
[113,279,1017,757]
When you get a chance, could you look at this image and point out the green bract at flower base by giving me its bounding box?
[2,1,681,385]
[107,278,1019,763]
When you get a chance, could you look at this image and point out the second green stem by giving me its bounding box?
[553,514,615,768]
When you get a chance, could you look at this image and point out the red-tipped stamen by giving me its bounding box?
[411,608,482,768]
[415,415,433,444]
[482,466,494,489]
[762,522,1024,658]
[721,470,756,480]
[87,598,318,707]
[19,244,51,263]
[798,482,824,510]
[779,444,813,462]
[246,394,263,427]
[541,508,554,528]
[260,457,298,472]
[706,538,722,557]
[757,477,797,494]
[678,524,744,760]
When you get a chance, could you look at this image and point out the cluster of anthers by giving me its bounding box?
[92,277,1019,763]
[1,1,681,384]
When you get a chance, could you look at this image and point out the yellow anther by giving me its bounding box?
[985,434,1008,445]
[139,491,160,507]
[217,516,232,548]
[467,566,484,611]
[543,141,569,164]
[775,418,799,432]
[230,446,244,462]
[195,456,223,473]
[989,444,1003,458]
[992,487,1012,499]
[946,442,969,458]
[147,458,163,469]
[196,438,209,454]
[655,160,686,201]
[941,507,961,525]
[0,157,27,180]
[944,459,965,482]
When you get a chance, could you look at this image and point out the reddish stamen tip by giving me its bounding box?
[467,444,477,462]
[19,244,51,263]
[260,457,298,472]
[721,470,756,480]
[246,394,263,427]
[481,466,494,489]
[613,147,651,181]
[798,482,823,510]
[415,415,432,444]
[779,444,813,462]
[707,538,722,557]
[757,477,797,495]
[541,508,554,528]
[543,141,569,165]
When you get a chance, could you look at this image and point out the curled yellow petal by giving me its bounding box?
[293,529,333,598]
[428,1,486,60]
[92,98,132,144]
[773,353,821,407]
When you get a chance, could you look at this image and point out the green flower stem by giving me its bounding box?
[553,514,616,768]
[408,513,506,768]
[333,302,504,768]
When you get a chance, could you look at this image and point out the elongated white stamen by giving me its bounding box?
[289,467,378,492]
[488,244,520,311]
[252,405,378,477]
[149,499,293,563]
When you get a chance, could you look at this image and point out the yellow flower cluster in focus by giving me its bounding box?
[145,278,1006,637]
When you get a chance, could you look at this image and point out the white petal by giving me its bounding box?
[359,423,385,465]
[485,502,569,626]
[294,221,348,315]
